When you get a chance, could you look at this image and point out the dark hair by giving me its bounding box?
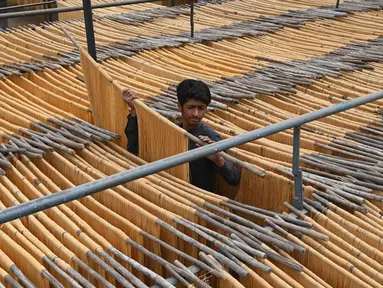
[176,79,211,106]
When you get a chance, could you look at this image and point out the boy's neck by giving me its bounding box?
[182,119,198,132]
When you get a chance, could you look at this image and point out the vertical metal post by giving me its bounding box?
[336,0,340,8]
[292,126,303,210]
[82,0,97,60]
[51,0,59,22]
[171,0,175,6]
[0,0,7,29]
[43,0,49,23]
[190,0,194,38]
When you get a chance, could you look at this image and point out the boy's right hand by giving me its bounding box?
[122,88,139,116]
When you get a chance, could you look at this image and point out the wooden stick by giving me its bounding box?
[301,156,383,185]
[265,218,288,238]
[0,154,11,169]
[31,122,90,145]
[61,119,111,142]
[21,128,81,152]
[266,218,329,241]
[301,170,373,194]
[72,257,114,288]
[184,219,266,259]
[223,200,313,228]
[109,247,174,288]
[194,209,263,251]
[193,207,302,271]
[98,249,148,288]
[66,267,95,288]
[11,134,53,152]
[155,219,249,277]
[202,203,296,251]
[0,147,26,154]
[6,141,44,159]
[303,198,327,213]
[86,251,134,288]
[72,117,120,139]
[175,218,271,272]
[198,252,222,272]
[4,275,23,288]
[43,256,82,288]
[61,26,80,49]
[41,270,64,288]
[174,260,211,288]
[342,175,383,191]
[300,175,365,205]
[164,264,191,288]
[60,128,91,145]
[217,247,244,270]
[313,190,368,213]
[5,135,46,154]
[139,230,223,278]
[264,219,306,254]
[313,153,381,172]
[48,118,93,140]
[10,265,40,288]
[75,124,113,141]
[127,237,206,286]
[302,201,320,214]
[331,140,382,162]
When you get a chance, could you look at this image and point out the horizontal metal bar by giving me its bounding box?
[0,90,382,224]
[0,1,56,12]
[0,0,161,20]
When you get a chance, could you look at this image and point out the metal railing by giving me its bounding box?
[0,0,196,58]
[0,0,343,57]
[0,89,382,224]
[0,1,56,12]
[0,0,162,19]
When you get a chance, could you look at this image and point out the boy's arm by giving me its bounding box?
[214,155,241,187]
[122,88,139,155]
[125,114,139,155]
[201,133,241,186]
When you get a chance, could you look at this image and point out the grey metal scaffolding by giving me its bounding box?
[1,89,382,224]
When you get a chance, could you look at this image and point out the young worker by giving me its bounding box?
[123,79,240,192]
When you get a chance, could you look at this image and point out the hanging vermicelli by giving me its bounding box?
[0,232,51,288]
[1,0,383,287]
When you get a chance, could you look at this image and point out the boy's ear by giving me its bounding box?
[177,101,182,112]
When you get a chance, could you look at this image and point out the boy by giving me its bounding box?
[124,79,240,192]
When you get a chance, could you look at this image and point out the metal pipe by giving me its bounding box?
[190,0,194,38]
[0,1,56,12]
[336,0,340,8]
[0,0,161,20]
[0,90,382,224]
[292,126,303,210]
[82,0,97,60]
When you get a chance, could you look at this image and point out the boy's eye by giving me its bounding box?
[185,105,206,110]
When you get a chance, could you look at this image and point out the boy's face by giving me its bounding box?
[178,98,207,127]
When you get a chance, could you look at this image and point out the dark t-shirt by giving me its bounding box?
[125,115,240,192]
